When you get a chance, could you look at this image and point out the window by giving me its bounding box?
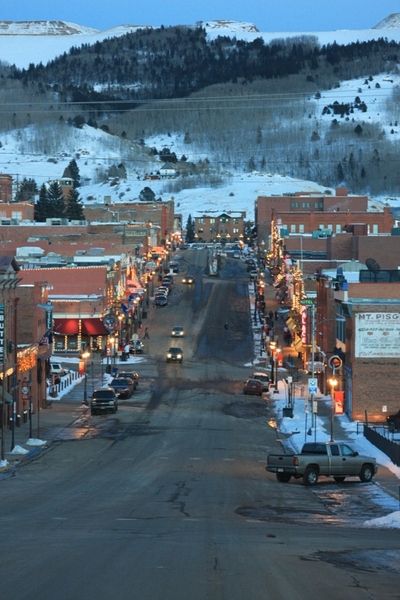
[330,444,340,456]
[232,227,239,234]
[11,211,22,220]
[290,224,296,233]
[341,444,355,457]
[210,218,215,224]
[335,224,341,233]
[299,224,304,233]
[336,311,346,343]
[372,224,379,234]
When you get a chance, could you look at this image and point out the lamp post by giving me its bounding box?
[274,347,281,393]
[328,376,338,442]
[81,350,91,405]
[118,313,123,341]
[269,340,276,386]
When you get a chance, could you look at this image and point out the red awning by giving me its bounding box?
[53,318,79,335]
[54,318,108,336]
[82,318,108,336]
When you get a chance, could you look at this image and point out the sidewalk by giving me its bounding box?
[256,275,400,501]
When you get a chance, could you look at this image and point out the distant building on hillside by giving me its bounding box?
[194,211,246,242]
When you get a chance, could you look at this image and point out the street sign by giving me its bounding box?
[300,298,315,306]
[308,377,318,395]
[103,314,117,333]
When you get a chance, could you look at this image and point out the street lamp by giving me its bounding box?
[274,347,281,393]
[81,350,91,405]
[328,376,338,442]
[269,340,276,386]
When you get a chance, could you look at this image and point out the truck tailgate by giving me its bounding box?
[267,453,296,471]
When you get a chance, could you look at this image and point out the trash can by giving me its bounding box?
[282,407,293,418]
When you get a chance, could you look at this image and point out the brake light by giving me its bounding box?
[292,456,299,466]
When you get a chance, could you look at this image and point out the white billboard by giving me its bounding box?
[355,312,400,358]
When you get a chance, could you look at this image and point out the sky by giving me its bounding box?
[0,0,399,33]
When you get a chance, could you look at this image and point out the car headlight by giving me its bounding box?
[167,353,172,358]
[177,354,182,359]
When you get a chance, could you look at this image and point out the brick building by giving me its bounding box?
[194,211,246,242]
[255,188,391,242]
[315,269,400,422]
[0,175,13,203]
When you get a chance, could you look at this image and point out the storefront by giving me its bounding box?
[53,317,109,352]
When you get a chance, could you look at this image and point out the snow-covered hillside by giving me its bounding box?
[374,13,400,28]
[0,17,400,69]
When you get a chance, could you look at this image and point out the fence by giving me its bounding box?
[47,370,81,400]
[363,424,400,466]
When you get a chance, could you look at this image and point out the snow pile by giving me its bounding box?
[364,511,400,528]
[10,444,29,455]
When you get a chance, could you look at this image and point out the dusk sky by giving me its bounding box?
[0,0,399,32]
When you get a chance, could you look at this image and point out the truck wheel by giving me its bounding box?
[276,472,291,483]
[303,466,319,486]
[333,476,346,483]
[359,464,374,482]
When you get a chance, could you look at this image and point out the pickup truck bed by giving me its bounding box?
[266,442,377,485]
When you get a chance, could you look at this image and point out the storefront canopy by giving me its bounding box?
[54,318,108,336]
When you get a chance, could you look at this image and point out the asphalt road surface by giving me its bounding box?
[0,248,399,600]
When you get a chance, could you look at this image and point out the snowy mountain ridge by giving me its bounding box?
[0,16,400,69]
[373,13,400,29]
[0,20,99,36]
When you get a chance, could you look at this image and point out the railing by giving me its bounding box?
[363,424,400,466]
[47,370,81,399]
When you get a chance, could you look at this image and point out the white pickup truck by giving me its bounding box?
[266,441,377,485]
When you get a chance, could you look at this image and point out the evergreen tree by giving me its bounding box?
[139,186,156,202]
[336,162,345,182]
[47,181,66,217]
[185,214,195,243]
[64,188,85,220]
[63,159,80,188]
[34,184,50,222]
[15,177,38,202]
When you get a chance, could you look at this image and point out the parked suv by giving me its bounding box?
[90,387,118,415]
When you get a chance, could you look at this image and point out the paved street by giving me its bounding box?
[0,248,399,600]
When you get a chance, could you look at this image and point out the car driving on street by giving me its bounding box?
[166,347,183,363]
[182,275,194,284]
[171,326,184,337]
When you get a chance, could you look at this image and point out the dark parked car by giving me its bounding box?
[387,410,400,432]
[116,371,139,389]
[243,378,265,396]
[166,347,183,363]
[155,295,168,307]
[90,387,118,415]
[252,372,270,390]
[109,378,134,399]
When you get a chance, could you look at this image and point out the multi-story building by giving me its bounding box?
[255,188,393,242]
[194,211,246,243]
[315,267,400,422]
